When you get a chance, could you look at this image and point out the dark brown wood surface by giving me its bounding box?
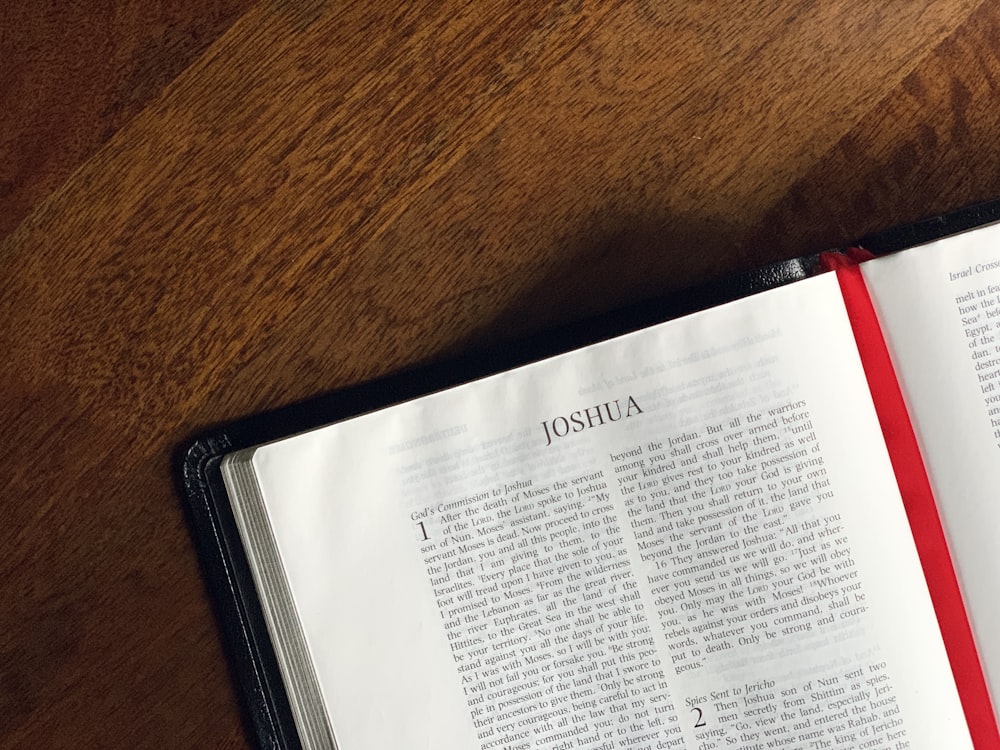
[3,2,1000,747]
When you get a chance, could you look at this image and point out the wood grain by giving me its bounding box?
[0,0,253,237]
[3,1,1000,747]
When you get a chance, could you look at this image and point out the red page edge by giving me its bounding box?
[829,259,1000,749]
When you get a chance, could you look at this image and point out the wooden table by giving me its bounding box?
[3,2,1000,747]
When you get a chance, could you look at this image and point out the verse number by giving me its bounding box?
[416,521,429,541]
[691,707,706,728]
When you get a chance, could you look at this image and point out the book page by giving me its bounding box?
[863,221,1000,714]
[249,274,970,749]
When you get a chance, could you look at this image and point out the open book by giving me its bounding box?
[181,205,1000,750]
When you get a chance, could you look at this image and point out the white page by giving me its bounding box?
[249,273,970,749]
[863,221,1000,714]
